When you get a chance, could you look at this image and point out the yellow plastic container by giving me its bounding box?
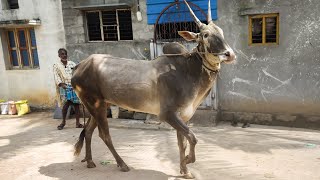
[15,100,30,116]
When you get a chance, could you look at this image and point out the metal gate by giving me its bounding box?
[149,1,217,110]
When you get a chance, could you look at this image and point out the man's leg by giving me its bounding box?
[57,101,71,130]
[74,103,83,128]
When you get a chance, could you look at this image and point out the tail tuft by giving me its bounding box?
[74,128,85,156]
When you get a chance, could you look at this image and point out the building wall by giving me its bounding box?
[0,0,66,108]
[216,0,320,125]
[61,0,153,63]
[61,0,320,126]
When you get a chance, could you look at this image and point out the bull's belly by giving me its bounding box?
[103,83,160,115]
[110,100,160,115]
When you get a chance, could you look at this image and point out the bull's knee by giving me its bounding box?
[187,131,198,145]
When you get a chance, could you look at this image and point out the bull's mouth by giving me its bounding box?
[207,49,236,64]
[202,50,236,70]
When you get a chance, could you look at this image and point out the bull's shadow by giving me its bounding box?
[39,162,169,180]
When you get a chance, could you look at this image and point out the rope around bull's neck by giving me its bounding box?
[194,46,220,73]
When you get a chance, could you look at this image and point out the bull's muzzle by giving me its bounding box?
[220,49,236,64]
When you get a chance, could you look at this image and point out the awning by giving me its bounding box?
[0,19,41,28]
[73,3,130,11]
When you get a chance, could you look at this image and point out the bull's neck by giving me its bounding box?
[189,52,218,103]
[190,52,218,84]
[194,45,221,73]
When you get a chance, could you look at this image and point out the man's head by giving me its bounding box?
[58,48,68,61]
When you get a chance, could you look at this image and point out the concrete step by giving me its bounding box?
[189,109,218,127]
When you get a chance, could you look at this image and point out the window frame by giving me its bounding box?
[85,8,133,42]
[5,28,39,69]
[248,13,279,46]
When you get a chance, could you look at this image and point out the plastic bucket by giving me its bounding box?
[0,102,9,115]
[15,100,30,116]
[110,106,119,119]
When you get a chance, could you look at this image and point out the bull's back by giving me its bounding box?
[72,54,160,114]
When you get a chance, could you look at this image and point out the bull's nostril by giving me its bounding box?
[225,51,230,57]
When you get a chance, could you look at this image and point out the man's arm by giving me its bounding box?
[53,64,67,89]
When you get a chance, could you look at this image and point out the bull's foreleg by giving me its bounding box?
[81,116,97,168]
[177,131,194,179]
[160,111,197,179]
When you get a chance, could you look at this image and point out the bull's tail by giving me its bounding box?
[74,128,85,156]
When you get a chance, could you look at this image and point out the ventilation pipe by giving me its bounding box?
[136,0,142,21]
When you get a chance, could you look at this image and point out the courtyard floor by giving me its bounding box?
[0,112,319,180]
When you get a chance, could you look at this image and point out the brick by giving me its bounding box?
[70,27,85,35]
[234,112,254,121]
[254,113,273,122]
[190,110,217,127]
[275,115,296,122]
[221,111,234,121]
[305,116,320,122]
[133,112,147,120]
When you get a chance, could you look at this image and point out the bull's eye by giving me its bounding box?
[203,33,209,38]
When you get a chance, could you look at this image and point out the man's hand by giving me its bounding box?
[59,83,67,89]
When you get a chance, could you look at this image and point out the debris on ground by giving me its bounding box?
[305,143,317,148]
[100,160,113,166]
[264,173,275,178]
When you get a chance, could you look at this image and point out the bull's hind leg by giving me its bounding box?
[84,100,130,172]
[81,116,97,168]
[97,114,130,172]
[160,111,197,179]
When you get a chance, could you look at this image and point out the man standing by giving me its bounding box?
[53,48,83,130]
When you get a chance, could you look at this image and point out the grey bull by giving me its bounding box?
[71,0,236,178]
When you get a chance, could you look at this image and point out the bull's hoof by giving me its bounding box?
[183,172,195,179]
[87,160,96,168]
[119,164,130,172]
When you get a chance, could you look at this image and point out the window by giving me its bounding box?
[152,1,208,42]
[156,22,201,42]
[85,9,133,41]
[7,0,19,9]
[249,14,279,45]
[6,28,39,69]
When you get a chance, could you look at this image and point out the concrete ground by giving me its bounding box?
[0,112,320,180]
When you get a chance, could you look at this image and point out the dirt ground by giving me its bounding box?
[0,112,320,180]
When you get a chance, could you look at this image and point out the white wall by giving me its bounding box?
[0,0,66,108]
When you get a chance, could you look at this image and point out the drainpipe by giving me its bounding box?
[136,0,142,21]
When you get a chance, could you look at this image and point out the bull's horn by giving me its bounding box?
[183,0,203,27]
[208,0,212,23]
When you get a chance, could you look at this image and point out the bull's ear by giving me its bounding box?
[178,31,198,41]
